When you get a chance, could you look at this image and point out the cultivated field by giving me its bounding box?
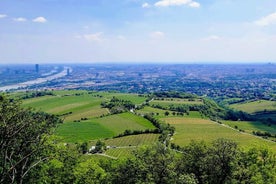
[230,100,276,114]
[150,99,203,108]
[223,120,276,134]
[100,133,159,147]
[90,134,160,158]
[163,117,276,150]
[20,90,276,152]
[21,91,154,143]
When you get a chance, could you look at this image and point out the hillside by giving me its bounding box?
[18,90,276,154]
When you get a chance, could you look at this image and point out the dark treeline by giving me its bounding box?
[101,96,135,114]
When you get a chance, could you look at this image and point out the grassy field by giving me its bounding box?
[163,117,276,150]
[101,134,159,147]
[223,120,276,134]
[105,148,136,158]
[97,134,159,158]
[150,99,203,108]
[19,91,276,152]
[21,91,153,143]
[230,100,276,114]
[22,94,108,119]
[55,121,114,142]
[136,106,203,119]
[93,113,155,134]
[152,98,203,104]
[55,113,155,143]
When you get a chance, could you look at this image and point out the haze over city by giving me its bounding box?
[0,0,276,64]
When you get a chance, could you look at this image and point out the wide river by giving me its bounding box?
[0,66,72,91]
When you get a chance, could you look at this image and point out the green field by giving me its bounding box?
[163,117,276,150]
[105,148,136,158]
[93,113,155,134]
[136,106,202,119]
[22,93,108,120]
[223,120,276,134]
[55,121,114,142]
[230,100,276,114]
[101,133,159,147]
[95,134,159,158]
[55,113,155,142]
[21,91,154,143]
[150,99,203,108]
[20,91,276,151]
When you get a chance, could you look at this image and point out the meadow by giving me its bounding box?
[21,91,154,143]
[230,100,276,114]
[163,117,276,151]
[150,99,203,108]
[223,120,276,134]
[20,90,276,153]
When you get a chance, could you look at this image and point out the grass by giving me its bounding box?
[23,95,109,121]
[222,120,276,134]
[55,121,114,143]
[89,134,160,158]
[93,113,155,134]
[230,100,276,114]
[19,90,276,151]
[101,134,159,147]
[152,98,203,105]
[105,148,136,158]
[150,100,202,108]
[162,117,276,150]
[91,92,147,104]
[56,113,155,143]
[136,106,203,119]
[22,91,147,121]
[20,91,155,143]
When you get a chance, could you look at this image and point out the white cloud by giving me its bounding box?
[255,12,276,26]
[189,1,200,8]
[150,31,165,39]
[202,35,221,41]
[13,17,27,22]
[33,16,47,23]
[83,32,103,42]
[154,0,200,8]
[0,14,7,18]
[117,35,126,40]
[142,2,151,8]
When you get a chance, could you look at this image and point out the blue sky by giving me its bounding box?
[0,0,276,64]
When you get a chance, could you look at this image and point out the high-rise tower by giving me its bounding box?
[35,64,39,73]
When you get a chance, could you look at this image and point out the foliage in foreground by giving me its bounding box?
[0,95,62,184]
[26,139,276,184]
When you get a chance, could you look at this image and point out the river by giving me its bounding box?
[0,66,72,91]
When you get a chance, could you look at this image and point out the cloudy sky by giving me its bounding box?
[0,0,276,64]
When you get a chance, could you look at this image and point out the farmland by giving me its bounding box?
[230,100,276,114]
[21,91,154,143]
[163,117,276,150]
[19,90,276,153]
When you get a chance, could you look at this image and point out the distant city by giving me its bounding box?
[0,63,275,102]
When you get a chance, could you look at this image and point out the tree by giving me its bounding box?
[77,141,88,154]
[74,158,107,184]
[93,140,106,153]
[0,95,62,184]
[113,143,197,184]
[205,139,238,184]
[232,147,276,184]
